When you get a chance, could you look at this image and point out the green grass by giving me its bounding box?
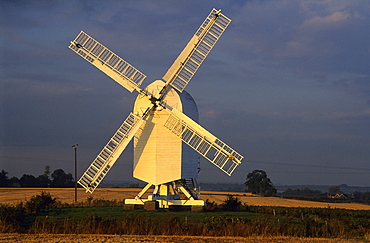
[38,206,257,222]
[28,205,369,239]
[29,207,265,236]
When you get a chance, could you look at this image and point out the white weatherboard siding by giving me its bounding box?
[133,80,198,185]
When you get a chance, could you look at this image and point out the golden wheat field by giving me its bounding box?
[0,234,363,243]
[1,188,370,210]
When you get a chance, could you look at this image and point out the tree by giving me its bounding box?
[7,176,20,187]
[19,174,39,187]
[0,170,9,187]
[50,169,74,188]
[244,170,277,197]
[44,165,50,177]
[36,174,50,187]
[36,165,51,187]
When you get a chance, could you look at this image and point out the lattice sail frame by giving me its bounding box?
[69,31,146,92]
[163,8,231,92]
[163,108,243,176]
[78,113,144,193]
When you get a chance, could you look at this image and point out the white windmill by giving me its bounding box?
[69,9,243,209]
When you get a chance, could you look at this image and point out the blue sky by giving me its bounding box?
[1,0,369,186]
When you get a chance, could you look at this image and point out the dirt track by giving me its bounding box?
[1,188,370,210]
[0,234,361,243]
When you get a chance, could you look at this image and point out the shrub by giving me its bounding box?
[205,199,218,211]
[25,191,57,214]
[0,203,26,232]
[221,194,242,211]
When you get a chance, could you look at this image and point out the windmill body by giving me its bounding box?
[69,9,244,208]
[133,80,199,185]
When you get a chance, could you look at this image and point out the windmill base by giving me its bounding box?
[125,198,205,209]
[124,179,205,209]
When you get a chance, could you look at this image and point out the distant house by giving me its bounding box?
[327,193,347,199]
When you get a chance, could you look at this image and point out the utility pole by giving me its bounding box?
[72,144,78,203]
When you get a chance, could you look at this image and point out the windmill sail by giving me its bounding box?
[78,113,144,193]
[69,31,146,92]
[70,9,244,201]
[162,9,231,92]
[163,108,243,176]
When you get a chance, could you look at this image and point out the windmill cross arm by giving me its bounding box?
[215,9,222,15]
[69,31,146,93]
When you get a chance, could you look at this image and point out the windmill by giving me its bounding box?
[69,9,243,209]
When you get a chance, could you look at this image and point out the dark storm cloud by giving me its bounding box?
[1,0,369,186]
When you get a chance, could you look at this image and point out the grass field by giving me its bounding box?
[1,188,370,210]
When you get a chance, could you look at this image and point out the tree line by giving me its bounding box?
[0,166,74,188]
[280,186,370,203]
[244,170,370,203]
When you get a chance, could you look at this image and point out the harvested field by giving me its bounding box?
[0,234,362,243]
[1,188,370,210]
